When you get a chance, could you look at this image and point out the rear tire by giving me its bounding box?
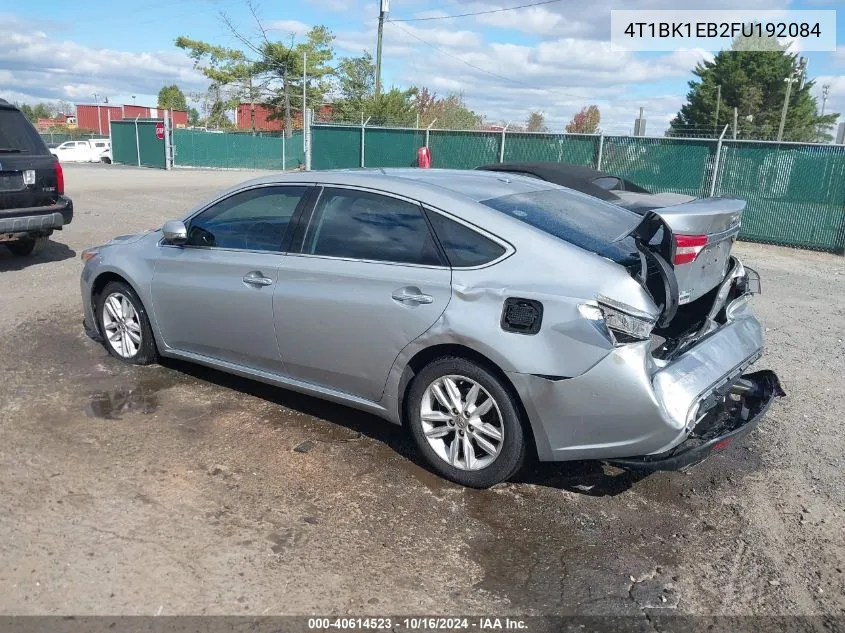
[6,236,48,257]
[406,356,526,488]
[96,281,158,365]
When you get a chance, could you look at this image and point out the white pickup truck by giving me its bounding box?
[50,139,111,163]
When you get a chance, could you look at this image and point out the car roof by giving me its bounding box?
[240,167,560,203]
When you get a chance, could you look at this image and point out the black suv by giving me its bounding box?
[0,98,73,257]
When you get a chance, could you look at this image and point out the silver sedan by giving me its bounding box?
[80,169,782,487]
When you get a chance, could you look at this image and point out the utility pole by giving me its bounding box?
[777,71,799,142]
[375,0,389,96]
[303,51,307,125]
[821,84,831,115]
[714,84,721,137]
[93,92,101,135]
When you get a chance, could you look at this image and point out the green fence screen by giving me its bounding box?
[173,130,303,170]
[110,120,165,169]
[717,142,845,252]
[310,124,845,253]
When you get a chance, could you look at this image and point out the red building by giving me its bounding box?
[235,103,334,131]
[75,103,188,134]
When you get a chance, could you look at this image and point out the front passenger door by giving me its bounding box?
[151,185,310,372]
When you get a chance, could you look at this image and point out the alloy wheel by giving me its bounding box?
[420,374,505,471]
[102,292,143,359]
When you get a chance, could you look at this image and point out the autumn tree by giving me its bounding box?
[565,105,600,134]
[413,89,481,130]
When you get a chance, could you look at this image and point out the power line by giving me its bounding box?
[390,0,564,22]
[386,19,538,89]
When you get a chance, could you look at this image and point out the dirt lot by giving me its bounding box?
[0,164,843,618]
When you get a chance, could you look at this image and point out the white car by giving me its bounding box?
[51,139,111,163]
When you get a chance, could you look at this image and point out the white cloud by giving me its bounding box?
[0,15,205,105]
[266,19,311,37]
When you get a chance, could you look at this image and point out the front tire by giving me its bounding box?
[6,235,48,257]
[406,356,526,488]
[96,281,158,365]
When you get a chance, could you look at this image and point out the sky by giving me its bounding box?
[2,0,844,134]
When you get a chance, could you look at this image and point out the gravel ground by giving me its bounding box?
[0,164,843,619]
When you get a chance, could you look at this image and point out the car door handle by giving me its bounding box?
[243,271,274,287]
[392,288,434,305]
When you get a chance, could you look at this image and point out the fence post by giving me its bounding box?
[134,115,141,167]
[709,124,729,197]
[282,133,287,170]
[596,133,605,170]
[498,122,511,163]
[425,119,437,149]
[360,116,371,168]
[303,108,312,171]
[164,110,172,170]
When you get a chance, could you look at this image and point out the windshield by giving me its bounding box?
[0,109,50,154]
[480,188,641,262]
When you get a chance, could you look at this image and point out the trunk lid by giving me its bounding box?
[624,198,744,322]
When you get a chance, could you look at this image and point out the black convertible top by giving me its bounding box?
[476,161,650,202]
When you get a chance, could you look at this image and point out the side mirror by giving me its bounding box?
[162,220,188,245]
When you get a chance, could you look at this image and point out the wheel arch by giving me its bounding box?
[397,343,539,461]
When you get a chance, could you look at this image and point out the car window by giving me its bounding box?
[303,188,442,266]
[426,211,505,267]
[94,142,106,148]
[0,109,50,155]
[186,186,307,252]
[481,189,641,263]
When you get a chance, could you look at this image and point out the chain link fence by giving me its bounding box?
[39,132,102,145]
[309,123,845,253]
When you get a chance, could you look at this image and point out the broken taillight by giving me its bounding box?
[673,234,708,265]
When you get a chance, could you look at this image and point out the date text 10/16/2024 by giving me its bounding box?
[307,617,528,630]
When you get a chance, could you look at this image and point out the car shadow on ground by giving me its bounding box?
[0,240,76,270]
[161,357,651,497]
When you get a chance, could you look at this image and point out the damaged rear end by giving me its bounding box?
[481,185,783,468]
[606,196,785,469]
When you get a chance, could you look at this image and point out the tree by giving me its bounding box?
[526,111,548,133]
[188,107,200,126]
[175,36,259,130]
[333,51,375,121]
[367,88,417,126]
[565,105,600,134]
[18,103,53,123]
[157,85,188,111]
[413,89,481,130]
[177,4,335,136]
[670,34,838,141]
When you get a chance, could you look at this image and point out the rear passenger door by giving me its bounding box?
[273,187,452,402]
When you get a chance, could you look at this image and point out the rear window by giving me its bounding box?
[426,211,505,267]
[0,109,50,155]
[480,189,641,262]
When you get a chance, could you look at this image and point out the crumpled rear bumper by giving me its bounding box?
[507,306,778,463]
[609,370,784,471]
